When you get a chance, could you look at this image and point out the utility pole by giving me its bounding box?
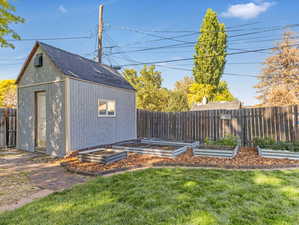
[98,4,104,63]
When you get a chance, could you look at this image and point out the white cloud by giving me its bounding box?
[221,2,274,19]
[58,5,67,14]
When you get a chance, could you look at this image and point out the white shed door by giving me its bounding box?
[35,91,46,149]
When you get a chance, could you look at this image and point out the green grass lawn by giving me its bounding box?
[1,168,299,225]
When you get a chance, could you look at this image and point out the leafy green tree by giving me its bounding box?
[174,76,194,95]
[123,65,165,111]
[0,0,24,48]
[123,66,190,112]
[193,8,227,86]
[166,90,189,112]
[188,81,234,107]
[0,80,16,107]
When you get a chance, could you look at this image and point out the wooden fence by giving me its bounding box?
[137,105,299,146]
[0,108,16,148]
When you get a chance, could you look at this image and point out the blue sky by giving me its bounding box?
[1,0,298,105]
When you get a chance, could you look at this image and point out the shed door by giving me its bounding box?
[35,91,46,149]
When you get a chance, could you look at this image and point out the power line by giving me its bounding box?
[155,64,258,77]
[104,23,299,50]
[6,35,93,42]
[104,25,299,56]
[117,44,299,67]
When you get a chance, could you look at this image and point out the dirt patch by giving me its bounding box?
[63,147,299,173]
[0,172,40,207]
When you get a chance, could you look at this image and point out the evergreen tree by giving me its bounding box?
[193,8,227,86]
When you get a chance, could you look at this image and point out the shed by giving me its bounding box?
[16,42,136,157]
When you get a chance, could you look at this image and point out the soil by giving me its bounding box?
[63,147,299,173]
[87,149,124,156]
[119,143,178,150]
[196,145,235,150]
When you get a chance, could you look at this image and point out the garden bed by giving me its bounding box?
[78,148,127,164]
[258,146,299,160]
[193,144,240,158]
[254,138,299,160]
[61,147,299,175]
[111,139,194,157]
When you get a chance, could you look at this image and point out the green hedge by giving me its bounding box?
[253,137,299,152]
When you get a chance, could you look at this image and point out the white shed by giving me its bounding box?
[16,42,136,157]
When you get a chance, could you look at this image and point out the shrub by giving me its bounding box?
[253,137,299,152]
[253,137,275,148]
[204,135,238,147]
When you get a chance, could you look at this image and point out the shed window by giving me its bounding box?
[98,99,116,117]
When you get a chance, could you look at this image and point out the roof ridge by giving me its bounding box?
[35,42,135,91]
[38,41,106,67]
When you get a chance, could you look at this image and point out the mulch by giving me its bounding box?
[60,147,299,175]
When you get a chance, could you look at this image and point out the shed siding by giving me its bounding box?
[69,79,136,150]
[17,46,66,157]
[18,47,64,86]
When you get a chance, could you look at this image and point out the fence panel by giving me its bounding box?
[137,105,299,146]
[0,108,17,149]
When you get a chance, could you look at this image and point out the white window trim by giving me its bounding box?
[98,99,116,117]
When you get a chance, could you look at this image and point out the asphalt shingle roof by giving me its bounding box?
[39,42,135,91]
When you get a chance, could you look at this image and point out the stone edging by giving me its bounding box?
[61,161,299,176]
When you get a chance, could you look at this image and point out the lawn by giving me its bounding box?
[1,168,299,225]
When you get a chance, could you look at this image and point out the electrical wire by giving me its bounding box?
[6,35,93,42]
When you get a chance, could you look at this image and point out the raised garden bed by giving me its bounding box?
[193,144,240,158]
[112,139,196,158]
[61,147,299,176]
[192,136,240,158]
[254,137,299,160]
[257,146,299,160]
[78,148,127,164]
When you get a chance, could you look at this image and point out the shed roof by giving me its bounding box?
[16,42,135,91]
[191,100,242,111]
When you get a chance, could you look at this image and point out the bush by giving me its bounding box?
[204,135,238,147]
[253,137,275,148]
[253,137,299,152]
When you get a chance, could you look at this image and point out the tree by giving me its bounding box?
[174,76,194,95]
[193,8,227,86]
[255,31,299,106]
[166,90,189,112]
[123,65,165,111]
[123,66,190,112]
[0,0,24,48]
[187,81,235,106]
[0,80,16,107]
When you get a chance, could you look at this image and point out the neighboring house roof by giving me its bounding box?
[16,42,135,91]
[191,100,242,111]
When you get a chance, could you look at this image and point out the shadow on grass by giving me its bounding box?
[1,168,299,225]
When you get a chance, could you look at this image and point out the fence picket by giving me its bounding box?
[137,105,299,145]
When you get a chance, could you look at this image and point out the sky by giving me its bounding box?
[1,0,299,106]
